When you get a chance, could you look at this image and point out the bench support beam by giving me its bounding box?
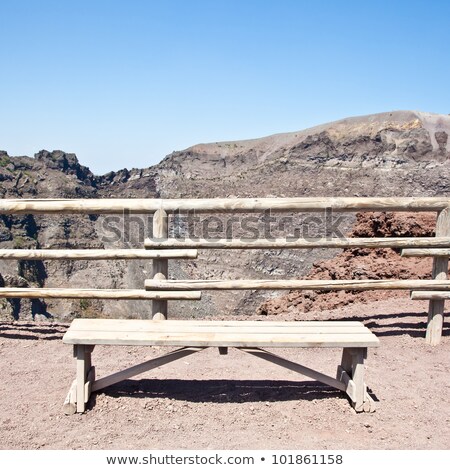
[238,347,347,392]
[91,346,205,393]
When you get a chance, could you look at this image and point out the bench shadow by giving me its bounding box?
[342,312,450,338]
[96,378,343,404]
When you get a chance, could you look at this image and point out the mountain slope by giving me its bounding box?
[1,110,449,321]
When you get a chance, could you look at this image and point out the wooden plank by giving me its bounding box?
[0,197,449,214]
[0,248,198,260]
[145,237,450,250]
[152,209,169,320]
[239,347,347,392]
[338,348,353,375]
[63,379,77,415]
[62,331,380,348]
[91,347,204,392]
[84,366,95,404]
[350,348,366,412]
[64,318,371,336]
[402,248,450,257]
[65,324,370,335]
[427,208,450,345]
[64,319,374,334]
[76,345,87,413]
[411,290,450,300]
[0,288,201,300]
[67,318,365,329]
[337,366,375,412]
[145,278,450,291]
[336,365,357,402]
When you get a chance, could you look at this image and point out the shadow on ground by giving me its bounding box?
[97,378,344,405]
[343,311,450,338]
[0,321,67,340]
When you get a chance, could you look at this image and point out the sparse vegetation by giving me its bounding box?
[0,155,11,169]
[0,155,10,167]
[77,299,104,318]
[13,236,28,249]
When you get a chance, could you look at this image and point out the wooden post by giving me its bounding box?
[339,348,353,375]
[350,348,366,412]
[152,209,169,320]
[426,207,450,345]
[76,345,87,413]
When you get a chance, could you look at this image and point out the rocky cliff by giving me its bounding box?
[1,110,449,321]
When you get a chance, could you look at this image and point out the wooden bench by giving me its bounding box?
[62,318,379,414]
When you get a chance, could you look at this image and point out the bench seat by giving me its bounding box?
[63,319,379,415]
[63,319,379,348]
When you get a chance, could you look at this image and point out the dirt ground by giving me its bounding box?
[0,295,449,450]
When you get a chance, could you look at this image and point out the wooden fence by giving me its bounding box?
[0,197,449,344]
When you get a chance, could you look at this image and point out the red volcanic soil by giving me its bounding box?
[258,212,437,316]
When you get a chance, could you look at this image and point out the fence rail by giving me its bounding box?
[0,288,201,300]
[1,197,450,213]
[145,237,450,249]
[0,249,197,260]
[0,197,449,345]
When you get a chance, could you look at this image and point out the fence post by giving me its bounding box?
[426,207,450,345]
[152,208,169,320]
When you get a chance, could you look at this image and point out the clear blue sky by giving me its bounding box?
[1,0,449,174]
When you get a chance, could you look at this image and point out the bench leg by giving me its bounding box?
[339,348,353,375]
[350,348,366,411]
[75,345,94,413]
[337,347,374,413]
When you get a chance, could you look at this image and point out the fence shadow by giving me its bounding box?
[0,321,67,340]
[342,311,450,338]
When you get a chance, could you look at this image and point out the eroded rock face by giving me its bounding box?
[34,150,94,181]
[257,212,437,316]
[1,110,450,320]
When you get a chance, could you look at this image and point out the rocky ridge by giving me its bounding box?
[1,110,450,320]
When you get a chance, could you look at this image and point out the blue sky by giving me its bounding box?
[1,0,449,174]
